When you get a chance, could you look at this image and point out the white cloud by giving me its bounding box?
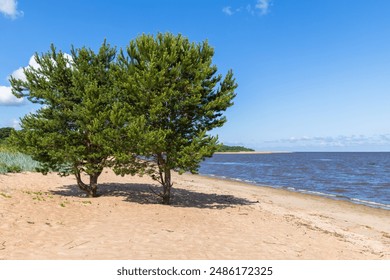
[63,53,73,68]
[11,118,20,129]
[10,55,41,82]
[10,66,26,81]
[222,6,234,16]
[255,0,271,15]
[1,53,73,106]
[0,85,24,105]
[223,1,271,16]
[0,0,23,19]
[1,55,38,106]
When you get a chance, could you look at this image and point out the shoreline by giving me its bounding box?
[185,172,390,216]
[197,173,390,211]
[1,170,389,259]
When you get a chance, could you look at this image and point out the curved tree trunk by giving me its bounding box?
[74,168,102,197]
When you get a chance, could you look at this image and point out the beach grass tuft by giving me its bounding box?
[0,151,40,174]
[0,192,12,199]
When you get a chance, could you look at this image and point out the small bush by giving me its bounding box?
[6,165,22,173]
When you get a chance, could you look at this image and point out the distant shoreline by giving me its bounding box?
[214,151,293,154]
[198,172,390,211]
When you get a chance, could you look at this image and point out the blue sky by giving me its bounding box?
[1,0,390,151]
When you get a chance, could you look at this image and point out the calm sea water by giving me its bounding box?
[198,152,390,210]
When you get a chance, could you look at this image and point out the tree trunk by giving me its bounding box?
[162,168,172,205]
[89,172,99,197]
[75,169,102,197]
[156,153,173,205]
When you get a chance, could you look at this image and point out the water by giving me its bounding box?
[198,152,390,210]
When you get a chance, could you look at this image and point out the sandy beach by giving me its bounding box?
[0,170,389,260]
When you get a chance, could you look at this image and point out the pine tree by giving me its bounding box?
[9,42,126,197]
[118,33,237,204]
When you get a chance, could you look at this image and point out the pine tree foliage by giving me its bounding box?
[9,42,132,197]
[118,33,237,204]
[9,34,237,204]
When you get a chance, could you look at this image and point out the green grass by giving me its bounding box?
[0,151,40,174]
[82,200,92,204]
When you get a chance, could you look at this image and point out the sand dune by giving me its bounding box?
[0,170,389,259]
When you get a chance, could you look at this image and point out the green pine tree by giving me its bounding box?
[9,42,131,197]
[118,33,237,204]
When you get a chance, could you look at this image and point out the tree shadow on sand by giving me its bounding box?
[50,183,258,209]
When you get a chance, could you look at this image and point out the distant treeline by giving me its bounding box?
[217,145,254,152]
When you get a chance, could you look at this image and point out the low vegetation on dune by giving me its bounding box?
[0,151,39,174]
[0,127,39,174]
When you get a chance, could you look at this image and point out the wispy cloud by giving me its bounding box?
[223,0,272,16]
[255,0,271,15]
[0,0,23,19]
[11,118,20,129]
[222,6,234,16]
